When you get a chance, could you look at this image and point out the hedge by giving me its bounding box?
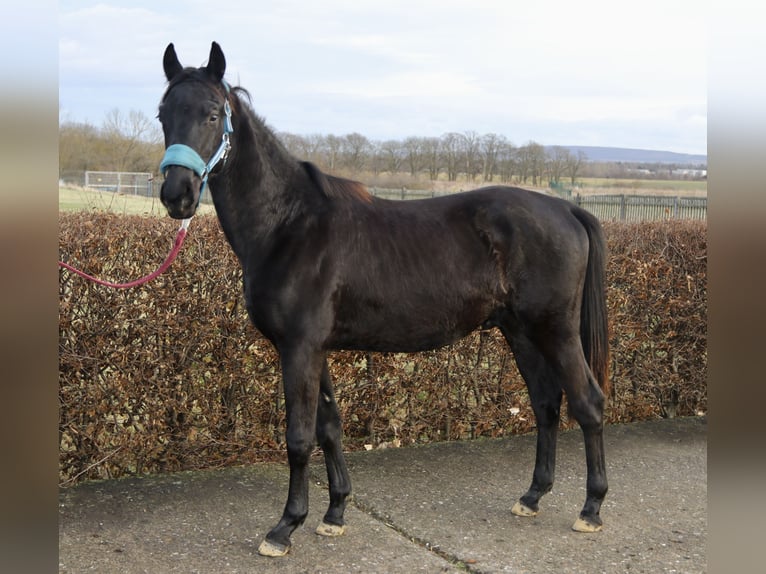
[58,213,706,485]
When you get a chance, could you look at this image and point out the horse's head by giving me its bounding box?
[158,42,232,219]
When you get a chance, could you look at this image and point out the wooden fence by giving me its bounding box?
[573,194,707,222]
[370,187,453,201]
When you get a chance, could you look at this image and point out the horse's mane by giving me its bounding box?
[301,161,373,204]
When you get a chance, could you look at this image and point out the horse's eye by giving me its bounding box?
[210,114,219,123]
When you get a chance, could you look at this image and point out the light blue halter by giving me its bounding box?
[159,82,234,206]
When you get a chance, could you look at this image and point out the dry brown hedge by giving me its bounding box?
[58,212,706,485]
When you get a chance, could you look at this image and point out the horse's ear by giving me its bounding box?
[163,43,183,82]
[206,41,226,82]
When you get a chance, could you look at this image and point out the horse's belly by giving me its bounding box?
[327,291,495,353]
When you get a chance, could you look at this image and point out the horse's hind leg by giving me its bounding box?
[502,329,563,517]
[315,360,351,537]
[566,362,608,532]
[504,326,608,531]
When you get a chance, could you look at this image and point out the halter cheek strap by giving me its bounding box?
[159,83,234,206]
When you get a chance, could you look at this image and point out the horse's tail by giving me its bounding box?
[572,207,610,398]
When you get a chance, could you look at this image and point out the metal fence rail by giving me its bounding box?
[84,171,154,197]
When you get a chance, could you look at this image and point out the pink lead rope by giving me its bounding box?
[58,218,191,289]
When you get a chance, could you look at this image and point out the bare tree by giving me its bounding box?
[341,132,371,172]
[547,146,571,185]
[101,109,162,172]
[59,121,104,174]
[496,140,517,183]
[278,132,307,158]
[324,134,342,171]
[379,139,404,174]
[517,141,546,186]
[480,133,506,182]
[566,150,587,185]
[59,110,165,178]
[516,143,531,184]
[459,131,481,182]
[302,134,326,165]
[530,142,547,186]
[403,136,424,177]
[441,132,462,182]
[422,137,441,181]
[368,141,383,176]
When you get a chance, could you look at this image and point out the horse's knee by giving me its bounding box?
[533,399,562,428]
[316,406,342,445]
[286,431,315,465]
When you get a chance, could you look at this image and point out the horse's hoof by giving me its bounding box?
[511,501,538,517]
[258,538,290,557]
[316,521,346,537]
[572,516,603,533]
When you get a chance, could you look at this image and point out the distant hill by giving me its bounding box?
[550,146,707,165]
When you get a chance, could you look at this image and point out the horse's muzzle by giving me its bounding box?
[160,166,201,219]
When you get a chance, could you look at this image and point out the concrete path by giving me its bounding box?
[59,417,706,573]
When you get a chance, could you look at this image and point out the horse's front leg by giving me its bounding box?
[315,360,351,536]
[258,345,324,557]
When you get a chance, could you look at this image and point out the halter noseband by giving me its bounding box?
[159,81,234,205]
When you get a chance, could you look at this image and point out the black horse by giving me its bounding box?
[159,42,610,557]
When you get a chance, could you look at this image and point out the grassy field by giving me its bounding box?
[59,186,216,216]
[574,178,707,197]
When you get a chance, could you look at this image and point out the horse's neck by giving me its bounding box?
[210,113,314,262]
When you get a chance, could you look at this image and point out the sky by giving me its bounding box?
[59,0,707,155]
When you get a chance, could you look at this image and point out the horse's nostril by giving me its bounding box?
[159,169,200,219]
[161,168,198,202]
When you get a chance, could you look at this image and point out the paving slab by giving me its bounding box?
[59,417,706,573]
[59,464,457,573]
[345,418,707,573]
